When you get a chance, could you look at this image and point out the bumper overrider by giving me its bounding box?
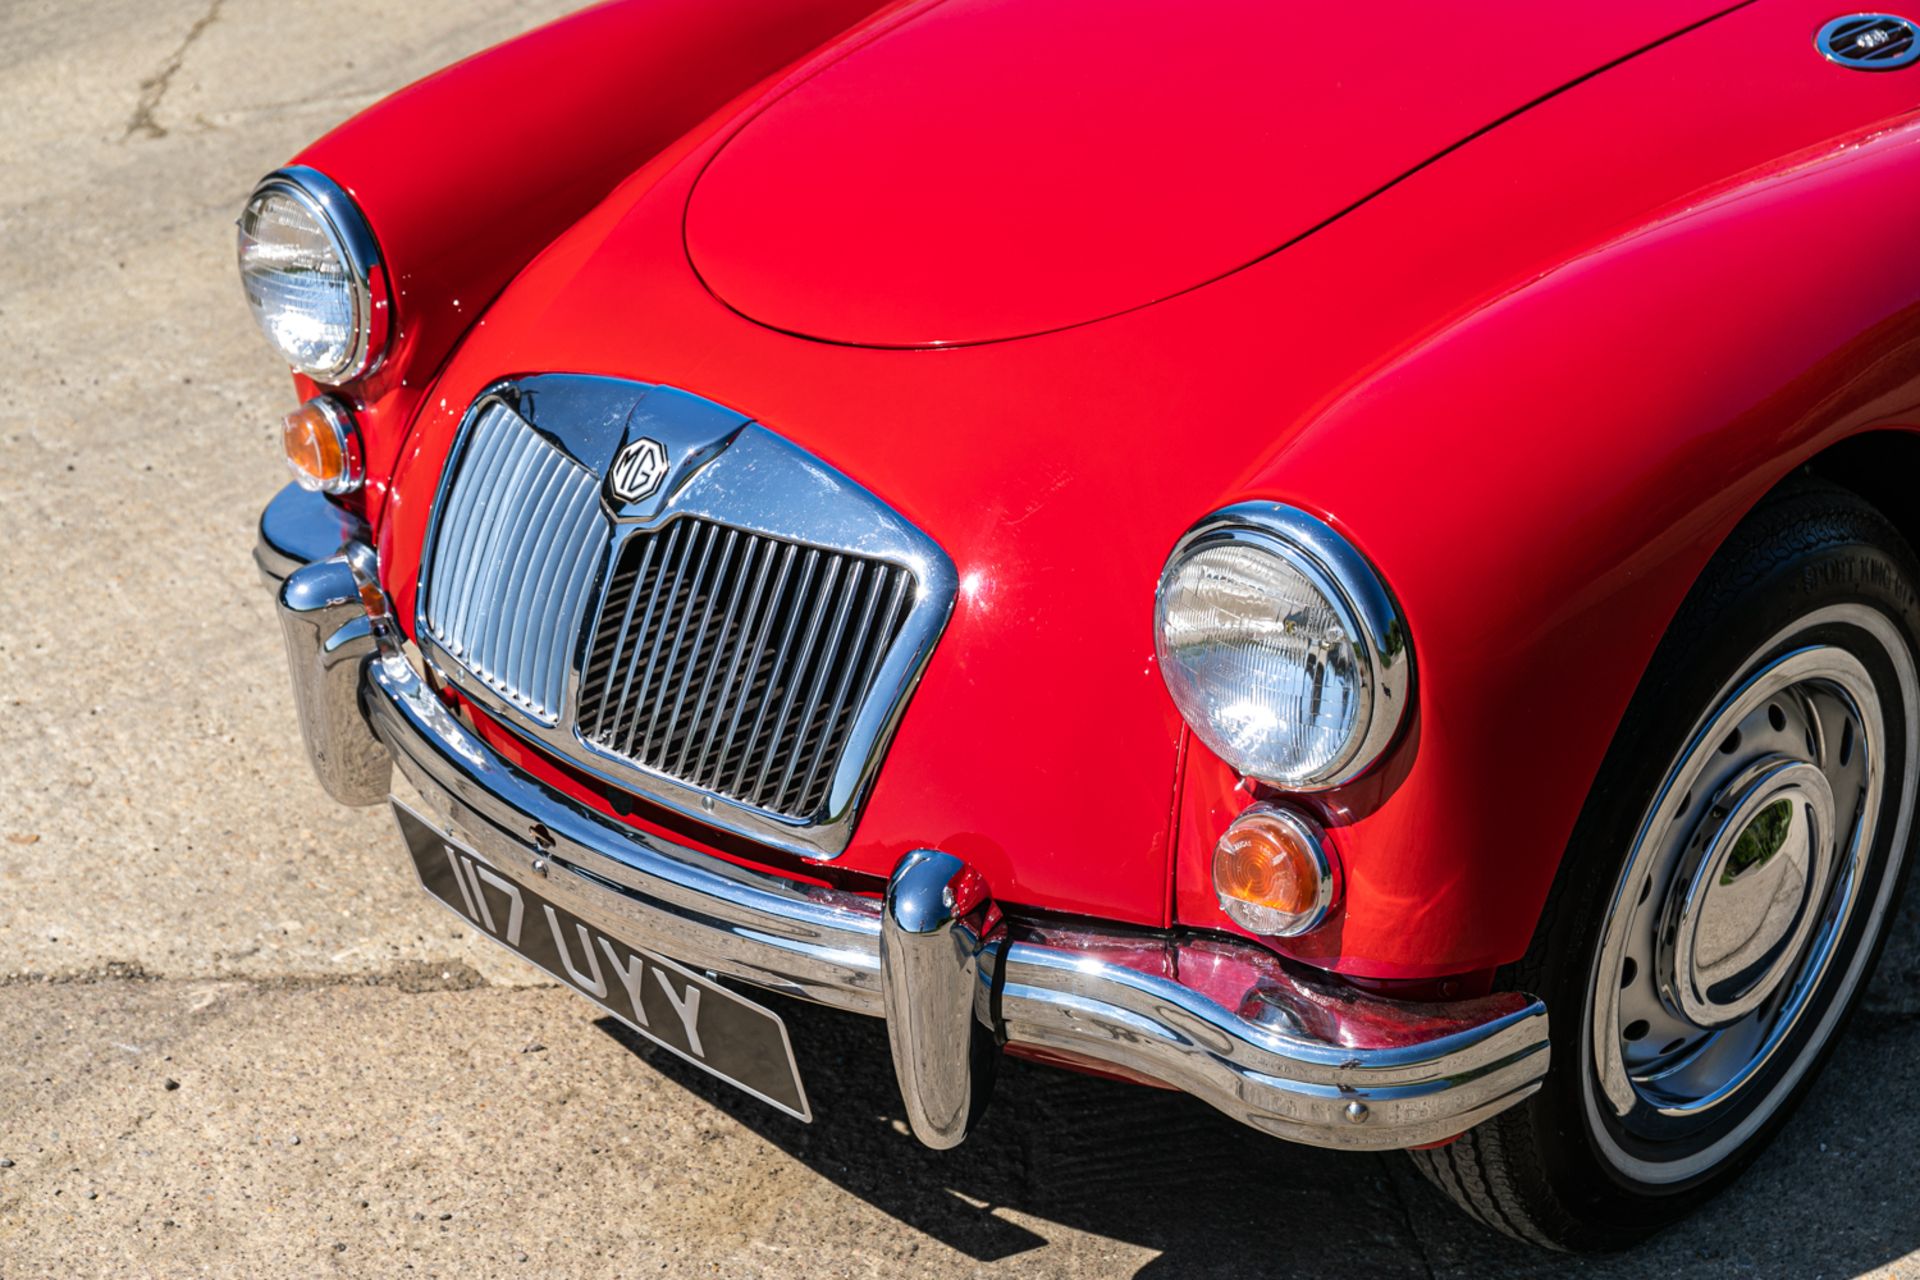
[259,485,1549,1151]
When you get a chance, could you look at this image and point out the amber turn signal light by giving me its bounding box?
[1213,804,1339,937]
[282,395,363,495]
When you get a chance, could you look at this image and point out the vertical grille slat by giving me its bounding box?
[753,555,843,807]
[730,548,821,800]
[523,469,603,702]
[673,530,751,777]
[692,536,777,782]
[577,519,917,824]
[772,559,865,812]
[457,432,546,651]
[633,525,710,767]
[794,562,891,815]
[422,401,609,724]
[710,541,799,791]
[587,533,656,740]
[440,409,520,649]
[658,526,738,772]
[501,458,575,694]
[737,550,820,802]
[609,522,684,751]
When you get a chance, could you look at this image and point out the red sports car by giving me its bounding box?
[242,0,1920,1249]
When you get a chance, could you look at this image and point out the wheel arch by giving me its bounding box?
[1801,427,1920,562]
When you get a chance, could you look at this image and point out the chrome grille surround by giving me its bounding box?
[414,376,957,860]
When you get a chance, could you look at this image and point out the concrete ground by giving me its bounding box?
[1,1,1917,1275]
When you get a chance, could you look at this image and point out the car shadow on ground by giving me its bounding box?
[596,890,1920,1277]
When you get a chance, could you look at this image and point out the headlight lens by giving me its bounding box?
[236,169,384,383]
[1155,504,1411,790]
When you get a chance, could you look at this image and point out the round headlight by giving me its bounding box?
[1154,503,1412,790]
[236,167,385,383]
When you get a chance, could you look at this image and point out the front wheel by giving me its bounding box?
[1413,479,1920,1250]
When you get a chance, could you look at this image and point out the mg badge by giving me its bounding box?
[608,437,668,503]
[1815,14,1919,69]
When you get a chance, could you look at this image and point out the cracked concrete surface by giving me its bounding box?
[2,1,1919,1276]
[122,0,225,141]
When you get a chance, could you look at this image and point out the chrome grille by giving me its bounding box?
[413,375,957,859]
[421,401,610,724]
[576,517,917,822]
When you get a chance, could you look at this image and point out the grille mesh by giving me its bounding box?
[422,402,609,723]
[577,517,916,822]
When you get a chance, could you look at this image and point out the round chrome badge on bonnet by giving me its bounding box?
[1816,13,1920,69]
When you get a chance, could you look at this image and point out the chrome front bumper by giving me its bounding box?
[260,485,1550,1151]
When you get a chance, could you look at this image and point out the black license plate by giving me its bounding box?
[392,800,810,1120]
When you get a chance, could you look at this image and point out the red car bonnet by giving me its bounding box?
[683,0,1739,348]
[371,0,1913,971]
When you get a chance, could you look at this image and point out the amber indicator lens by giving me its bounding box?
[281,396,362,495]
[1212,805,1338,937]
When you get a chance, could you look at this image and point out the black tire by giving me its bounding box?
[1410,477,1920,1250]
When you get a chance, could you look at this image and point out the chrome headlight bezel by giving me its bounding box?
[237,166,387,384]
[1154,502,1413,790]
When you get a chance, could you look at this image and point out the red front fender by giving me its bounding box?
[287,0,896,521]
[1177,112,1920,979]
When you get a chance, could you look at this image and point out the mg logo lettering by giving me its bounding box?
[607,437,669,504]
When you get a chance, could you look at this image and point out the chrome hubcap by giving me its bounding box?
[1658,757,1833,1029]
[1592,643,1883,1126]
